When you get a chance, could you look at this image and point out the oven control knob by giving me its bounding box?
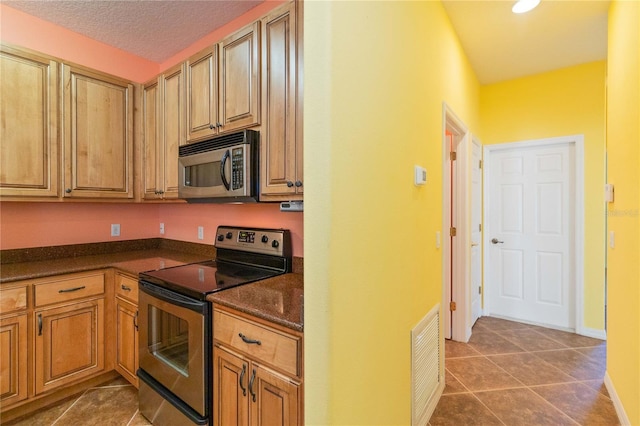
[271,240,280,248]
[226,232,233,239]
[217,234,224,242]
[261,235,269,243]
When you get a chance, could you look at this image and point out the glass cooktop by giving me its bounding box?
[139,260,281,300]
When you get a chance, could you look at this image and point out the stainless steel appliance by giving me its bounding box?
[178,130,259,203]
[137,226,292,426]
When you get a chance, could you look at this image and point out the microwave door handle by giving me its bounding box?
[220,149,231,190]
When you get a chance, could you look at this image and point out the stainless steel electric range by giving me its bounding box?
[137,226,292,426]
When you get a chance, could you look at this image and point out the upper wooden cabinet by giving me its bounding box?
[61,64,134,198]
[0,45,59,198]
[143,64,184,200]
[186,22,260,143]
[259,2,303,200]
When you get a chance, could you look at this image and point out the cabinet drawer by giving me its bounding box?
[115,274,138,304]
[0,285,28,314]
[214,310,300,377]
[34,272,105,307]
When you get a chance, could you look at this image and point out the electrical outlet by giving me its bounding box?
[198,226,204,240]
[111,224,120,237]
[160,223,165,235]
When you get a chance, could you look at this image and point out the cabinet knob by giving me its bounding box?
[209,124,215,129]
[295,180,303,187]
[65,188,72,193]
[286,181,294,188]
[216,122,222,128]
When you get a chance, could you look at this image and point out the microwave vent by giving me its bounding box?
[179,129,258,156]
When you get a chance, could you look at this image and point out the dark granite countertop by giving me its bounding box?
[1,238,303,332]
[208,272,303,332]
[0,249,211,283]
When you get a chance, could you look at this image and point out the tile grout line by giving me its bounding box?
[125,408,141,426]
[50,388,89,426]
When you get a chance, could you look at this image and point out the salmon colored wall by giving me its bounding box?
[0,4,158,82]
[0,202,159,249]
[0,202,304,256]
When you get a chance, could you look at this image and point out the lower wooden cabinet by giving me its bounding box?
[0,314,28,407]
[214,346,299,426]
[115,298,138,387]
[34,298,105,395]
[114,273,139,387]
[213,304,302,426]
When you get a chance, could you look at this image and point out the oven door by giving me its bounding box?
[138,281,208,416]
[178,143,251,199]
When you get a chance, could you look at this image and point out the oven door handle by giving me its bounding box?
[139,281,207,313]
[220,149,231,191]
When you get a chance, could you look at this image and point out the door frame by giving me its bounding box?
[442,103,472,342]
[482,135,586,334]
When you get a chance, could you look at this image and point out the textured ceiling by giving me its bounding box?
[442,0,610,84]
[5,0,610,83]
[3,0,263,63]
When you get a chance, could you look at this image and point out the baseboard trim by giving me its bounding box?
[578,326,607,340]
[604,371,631,426]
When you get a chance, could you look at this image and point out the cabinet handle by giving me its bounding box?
[216,122,222,128]
[121,285,132,291]
[239,364,247,396]
[209,124,215,130]
[65,188,72,193]
[58,285,85,293]
[38,314,43,336]
[286,181,294,188]
[239,333,261,345]
[295,180,303,187]
[249,369,257,402]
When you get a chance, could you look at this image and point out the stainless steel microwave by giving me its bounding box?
[178,130,259,203]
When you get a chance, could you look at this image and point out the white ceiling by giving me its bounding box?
[3,0,263,63]
[4,0,609,84]
[442,0,610,84]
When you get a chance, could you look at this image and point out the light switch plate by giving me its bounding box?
[111,224,120,237]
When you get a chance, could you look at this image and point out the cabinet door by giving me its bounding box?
[251,365,299,426]
[160,63,185,199]
[143,78,162,200]
[259,4,302,199]
[62,64,133,198]
[219,22,260,133]
[186,46,219,142]
[214,348,250,426]
[115,298,138,387]
[34,298,105,395]
[0,314,28,407]
[0,45,59,198]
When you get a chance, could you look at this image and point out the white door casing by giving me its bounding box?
[484,136,585,332]
[470,137,482,326]
[442,103,472,342]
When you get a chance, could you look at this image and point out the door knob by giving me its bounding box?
[491,238,504,244]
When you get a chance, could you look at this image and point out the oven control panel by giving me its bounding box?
[215,226,291,257]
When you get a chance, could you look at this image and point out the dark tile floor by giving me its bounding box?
[3,377,150,426]
[430,316,619,426]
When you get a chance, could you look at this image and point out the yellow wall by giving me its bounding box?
[606,1,640,423]
[480,62,607,332]
[304,1,479,423]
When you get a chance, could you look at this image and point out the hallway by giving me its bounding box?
[430,317,618,425]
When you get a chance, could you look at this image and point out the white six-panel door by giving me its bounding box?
[486,141,576,329]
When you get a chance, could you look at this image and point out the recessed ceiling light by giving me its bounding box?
[512,0,540,14]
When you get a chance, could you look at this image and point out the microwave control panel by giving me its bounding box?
[231,148,244,190]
